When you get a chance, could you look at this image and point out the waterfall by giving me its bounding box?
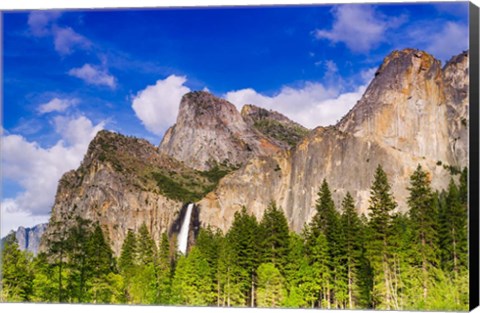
[177,203,194,255]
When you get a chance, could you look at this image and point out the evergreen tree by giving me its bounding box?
[439,179,468,275]
[365,165,397,309]
[119,229,137,274]
[31,253,59,302]
[407,165,438,303]
[130,223,158,304]
[216,234,245,307]
[171,246,214,305]
[65,217,92,302]
[1,234,33,301]
[459,167,468,205]
[156,232,173,304]
[118,229,137,302]
[226,207,260,307]
[340,192,363,309]
[44,215,71,302]
[256,263,286,307]
[310,232,331,308]
[258,202,290,274]
[308,179,345,308]
[86,224,118,303]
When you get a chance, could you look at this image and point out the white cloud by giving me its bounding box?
[68,64,116,88]
[52,26,91,55]
[1,201,50,237]
[38,97,79,114]
[225,82,368,128]
[426,22,468,62]
[27,11,61,37]
[132,75,191,135]
[1,116,104,236]
[315,5,405,53]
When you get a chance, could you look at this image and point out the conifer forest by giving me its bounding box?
[0,165,469,310]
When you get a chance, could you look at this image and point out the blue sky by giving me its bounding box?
[1,2,470,236]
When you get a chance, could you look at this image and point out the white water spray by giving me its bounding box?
[177,203,194,255]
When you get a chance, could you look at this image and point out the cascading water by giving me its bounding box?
[177,203,194,255]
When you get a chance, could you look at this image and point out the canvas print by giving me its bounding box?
[0,2,475,311]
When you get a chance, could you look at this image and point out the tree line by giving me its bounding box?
[0,164,469,310]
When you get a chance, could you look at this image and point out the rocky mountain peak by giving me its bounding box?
[180,91,238,118]
[159,91,282,171]
[241,104,309,149]
[337,48,451,164]
[14,224,48,255]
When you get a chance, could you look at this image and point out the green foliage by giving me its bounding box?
[258,202,290,273]
[118,229,137,277]
[252,118,309,147]
[152,163,235,202]
[226,206,261,306]
[341,192,364,309]
[3,164,469,310]
[171,247,214,306]
[365,165,397,310]
[1,234,33,302]
[256,263,286,307]
[406,165,439,303]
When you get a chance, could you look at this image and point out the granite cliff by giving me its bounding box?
[41,48,469,252]
[199,49,469,232]
[1,223,47,255]
[159,91,282,171]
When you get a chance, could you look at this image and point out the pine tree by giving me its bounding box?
[284,232,307,308]
[340,192,363,309]
[86,224,118,303]
[118,229,137,302]
[258,202,290,274]
[406,165,438,303]
[310,232,331,308]
[1,234,33,301]
[439,179,468,275]
[65,216,92,302]
[156,232,173,304]
[226,207,260,307]
[365,165,397,309]
[307,179,344,308]
[459,167,468,205]
[216,234,245,307]
[44,216,71,303]
[256,263,286,307]
[31,252,59,302]
[130,223,158,304]
[171,246,214,305]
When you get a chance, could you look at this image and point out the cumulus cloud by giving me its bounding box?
[132,75,191,135]
[315,5,405,53]
[225,82,368,129]
[426,22,468,62]
[28,11,62,37]
[52,26,91,55]
[38,97,79,114]
[68,64,116,88]
[1,116,104,236]
[27,12,91,55]
[1,201,50,237]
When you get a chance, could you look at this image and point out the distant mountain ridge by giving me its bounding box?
[1,223,48,255]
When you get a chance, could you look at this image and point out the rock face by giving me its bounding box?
[159,91,282,171]
[241,104,309,149]
[41,48,469,254]
[198,49,469,233]
[9,223,48,255]
[41,131,186,255]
